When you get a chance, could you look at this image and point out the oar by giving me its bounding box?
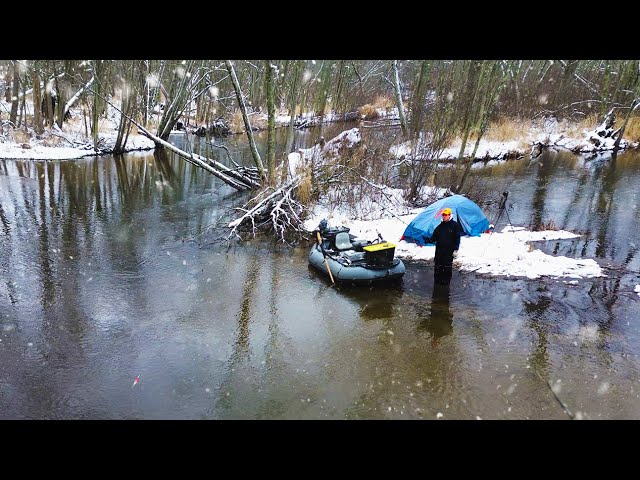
[316,231,335,284]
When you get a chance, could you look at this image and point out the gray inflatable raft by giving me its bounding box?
[308,232,405,284]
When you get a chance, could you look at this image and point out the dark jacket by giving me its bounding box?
[426,219,462,252]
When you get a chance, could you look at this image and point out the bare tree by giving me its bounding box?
[265,60,277,185]
[225,59,265,180]
[392,60,408,137]
[30,61,44,134]
[9,60,19,125]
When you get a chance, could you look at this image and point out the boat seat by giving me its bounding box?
[334,231,354,251]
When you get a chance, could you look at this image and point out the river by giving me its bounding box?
[1,126,639,419]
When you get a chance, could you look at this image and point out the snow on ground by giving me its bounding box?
[0,132,155,160]
[635,285,640,297]
[304,202,604,280]
[0,142,93,160]
[390,136,525,161]
[0,96,156,160]
[390,119,639,163]
[440,139,523,161]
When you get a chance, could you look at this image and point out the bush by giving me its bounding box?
[358,104,379,120]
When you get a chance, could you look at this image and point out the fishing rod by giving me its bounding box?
[316,230,335,285]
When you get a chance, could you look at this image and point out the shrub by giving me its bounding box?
[358,104,379,120]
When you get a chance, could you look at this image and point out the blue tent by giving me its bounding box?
[402,195,490,246]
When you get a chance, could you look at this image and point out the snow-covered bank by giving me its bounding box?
[0,131,154,160]
[1,95,156,160]
[390,116,639,164]
[635,285,640,297]
[303,190,604,280]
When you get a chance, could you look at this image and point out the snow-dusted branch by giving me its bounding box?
[64,76,94,116]
[227,177,303,243]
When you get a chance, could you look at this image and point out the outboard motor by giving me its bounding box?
[318,219,329,235]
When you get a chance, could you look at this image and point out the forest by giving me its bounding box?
[2,60,639,241]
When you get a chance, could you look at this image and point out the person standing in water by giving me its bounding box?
[424,207,462,285]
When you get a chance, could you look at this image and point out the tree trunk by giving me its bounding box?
[3,68,10,103]
[456,61,504,193]
[409,60,430,140]
[54,61,67,128]
[225,60,265,180]
[315,61,331,120]
[285,60,304,156]
[44,76,55,127]
[30,63,44,134]
[455,61,483,164]
[613,98,639,151]
[9,61,19,125]
[265,61,276,185]
[392,60,408,137]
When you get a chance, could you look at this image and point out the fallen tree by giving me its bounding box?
[220,128,365,244]
[94,89,369,246]
[93,90,260,190]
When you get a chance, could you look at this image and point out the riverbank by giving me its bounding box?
[391,115,640,163]
[3,107,638,163]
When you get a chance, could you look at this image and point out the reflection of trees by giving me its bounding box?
[0,161,27,304]
[234,255,259,361]
[560,167,597,259]
[560,170,589,231]
[530,152,554,231]
[212,254,259,416]
[0,178,16,303]
[586,244,638,352]
[253,252,293,418]
[0,201,10,235]
[594,154,620,259]
[36,162,55,309]
[522,287,551,379]
[152,148,180,191]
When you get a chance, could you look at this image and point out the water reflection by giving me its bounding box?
[2,131,640,419]
[338,284,403,321]
[418,282,453,344]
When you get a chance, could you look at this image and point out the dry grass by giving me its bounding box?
[296,172,313,205]
[228,110,268,132]
[485,118,531,142]
[230,110,245,133]
[372,95,395,110]
[565,113,598,138]
[251,113,267,130]
[358,104,379,120]
[619,115,640,142]
[41,135,65,147]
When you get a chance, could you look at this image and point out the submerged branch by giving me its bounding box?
[536,370,575,420]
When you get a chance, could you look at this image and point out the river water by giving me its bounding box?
[1,127,639,419]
